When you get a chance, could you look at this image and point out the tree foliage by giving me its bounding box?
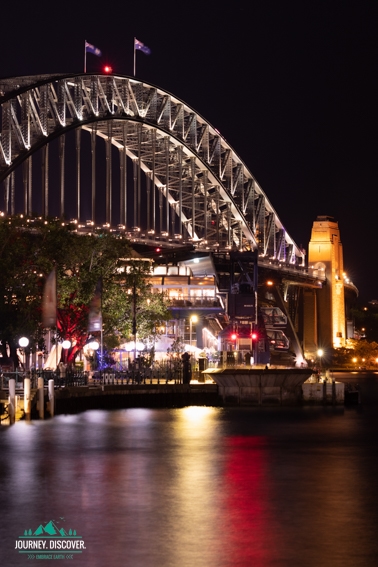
[351,305,378,342]
[331,340,378,368]
[0,216,171,366]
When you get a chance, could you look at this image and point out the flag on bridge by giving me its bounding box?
[85,41,102,57]
[84,40,102,73]
[134,38,151,55]
[134,38,151,76]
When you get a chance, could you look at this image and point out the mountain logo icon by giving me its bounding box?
[21,520,80,538]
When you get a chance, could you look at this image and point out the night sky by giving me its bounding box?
[2,0,377,300]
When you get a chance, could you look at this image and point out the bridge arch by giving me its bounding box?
[0,73,303,264]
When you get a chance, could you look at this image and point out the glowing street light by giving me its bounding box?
[88,340,100,351]
[18,337,29,370]
[317,348,324,373]
[19,337,29,348]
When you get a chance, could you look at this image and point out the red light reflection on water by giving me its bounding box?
[221,436,278,566]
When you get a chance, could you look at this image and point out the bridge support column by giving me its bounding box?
[133,158,138,228]
[41,144,49,217]
[60,135,65,218]
[120,124,127,226]
[178,145,183,236]
[137,125,142,228]
[308,216,346,352]
[303,288,318,360]
[28,156,32,216]
[22,161,28,215]
[4,175,9,214]
[76,128,81,221]
[91,125,96,221]
[165,137,169,234]
[191,157,195,238]
[106,122,112,225]
[11,170,15,216]
[152,129,156,233]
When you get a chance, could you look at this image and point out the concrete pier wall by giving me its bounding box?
[54,384,221,414]
[207,369,314,405]
[302,381,344,404]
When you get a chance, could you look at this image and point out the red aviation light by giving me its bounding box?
[231,333,238,341]
[103,65,113,74]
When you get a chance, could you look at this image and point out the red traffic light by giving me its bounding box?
[251,332,258,340]
[231,333,238,341]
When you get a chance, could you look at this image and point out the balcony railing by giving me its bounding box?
[168,296,222,308]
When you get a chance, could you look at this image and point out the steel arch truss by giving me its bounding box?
[0,73,303,264]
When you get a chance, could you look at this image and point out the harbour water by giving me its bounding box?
[1,372,378,567]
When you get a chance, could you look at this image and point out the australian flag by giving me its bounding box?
[85,41,102,57]
[135,38,151,55]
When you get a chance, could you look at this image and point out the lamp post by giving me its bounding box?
[62,340,71,363]
[18,337,29,370]
[87,340,99,373]
[19,337,30,418]
[60,339,72,379]
[317,348,324,377]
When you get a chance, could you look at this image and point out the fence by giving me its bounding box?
[0,359,184,389]
[94,360,183,385]
[0,369,89,389]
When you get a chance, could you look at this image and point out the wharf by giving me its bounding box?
[54,383,220,414]
[1,368,350,424]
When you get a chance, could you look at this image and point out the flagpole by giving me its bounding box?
[84,40,87,74]
[133,37,136,77]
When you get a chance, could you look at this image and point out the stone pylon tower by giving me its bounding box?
[303,216,346,358]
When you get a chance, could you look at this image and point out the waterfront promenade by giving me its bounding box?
[0,368,370,425]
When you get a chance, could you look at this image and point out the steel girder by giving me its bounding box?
[0,73,304,264]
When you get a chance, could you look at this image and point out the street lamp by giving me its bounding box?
[18,337,29,369]
[317,348,324,375]
[88,340,100,351]
[61,340,72,366]
[190,315,198,349]
[87,340,99,372]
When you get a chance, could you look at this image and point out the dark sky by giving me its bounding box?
[2,0,377,300]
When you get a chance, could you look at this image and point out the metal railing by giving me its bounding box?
[0,361,185,389]
[92,360,183,385]
[0,370,89,389]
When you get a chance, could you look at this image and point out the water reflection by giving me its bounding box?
[1,401,378,567]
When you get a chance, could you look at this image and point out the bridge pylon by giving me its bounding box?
[303,216,347,358]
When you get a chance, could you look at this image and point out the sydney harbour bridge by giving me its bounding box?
[0,73,357,363]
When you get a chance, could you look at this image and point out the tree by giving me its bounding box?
[351,305,378,342]
[0,216,171,367]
